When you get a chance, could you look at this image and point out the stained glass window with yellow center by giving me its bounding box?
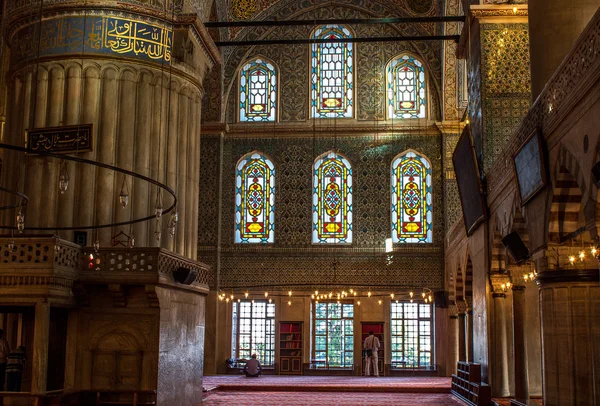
[391,150,432,243]
[387,54,426,119]
[239,57,277,122]
[313,151,352,243]
[235,151,275,243]
[311,25,354,119]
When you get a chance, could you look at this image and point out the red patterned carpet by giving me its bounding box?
[202,391,464,405]
[203,375,452,393]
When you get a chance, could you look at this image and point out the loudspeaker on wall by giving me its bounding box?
[501,231,530,263]
[173,267,198,285]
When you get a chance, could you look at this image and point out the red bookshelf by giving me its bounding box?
[361,322,384,376]
[279,322,303,375]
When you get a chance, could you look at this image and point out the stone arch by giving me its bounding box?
[455,263,464,302]
[548,148,587,243]
[490,214,506,274]
[464,255,473,303]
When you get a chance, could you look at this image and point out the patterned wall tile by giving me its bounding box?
[480,23,531,172]
[198,131,444,291]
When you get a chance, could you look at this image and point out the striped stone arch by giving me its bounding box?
[510,203,530,259]
[464,256,473,301]
[490,216,506,274]
[548,146,586,243]
[448,261,458,304]
[455,264,464,302]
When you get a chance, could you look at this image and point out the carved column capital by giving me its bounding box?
[490,272,512,293]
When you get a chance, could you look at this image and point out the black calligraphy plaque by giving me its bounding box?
[26,124,93,153]
[513,128,547,205]
[452,125,487,236]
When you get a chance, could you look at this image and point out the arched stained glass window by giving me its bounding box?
[239,58,277,122]
[235,152,275,243]
[313,151,352,243]
[387,54,426,119]
[391,150,432,243]
[311,25,353,119]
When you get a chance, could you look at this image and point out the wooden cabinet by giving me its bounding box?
[279,322,303,375]
[361,322,384,376]
[451,362,491,406]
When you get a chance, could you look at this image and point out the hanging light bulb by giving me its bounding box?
[367,291,372,297]
[378,299,382,305]
[16,209,25,233]
[58,164,69,194]
[579,250,585,261]
[428,294,433,302]
[287,300,292,306]
[421,292,426,299]
[268,298,272,304]
[512,6,517,14]
[315,290,319,296]
[395,299,399,304]
[353,291,357,296]
[237,298,241,303]
[245,292,249,298]
[230,294,234,300]
[591,246,598,256]
[251,299,255,304]
[311,294,315,299]
[390,293,394,299]
[409,291,414,298]
[225,298,230,303]
[288,291,292,297]
[569,255,576,265]
[410,299,414,303]
[264,292,269,298]
[357,300,361,306]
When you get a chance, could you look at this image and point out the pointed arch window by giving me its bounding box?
[313,151,352,243]
[235,152,275,243]
[311,25,354,119]
[391,151,432,243]
[387,54,426,119]
[239,58,277,122]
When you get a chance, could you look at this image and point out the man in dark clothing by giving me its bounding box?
[6,346,26,391]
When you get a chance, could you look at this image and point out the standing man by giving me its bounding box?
[0,329,10,390]
[364,330,380,377]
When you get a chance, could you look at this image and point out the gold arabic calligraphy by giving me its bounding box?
[104,18,171,61]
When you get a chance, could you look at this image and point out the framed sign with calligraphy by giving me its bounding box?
[452,125,487,236]
[512,128,547,205]
[25,124,93,154]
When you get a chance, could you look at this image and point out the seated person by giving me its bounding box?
[243,354,261,377]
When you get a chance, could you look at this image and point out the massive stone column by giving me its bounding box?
[492,292,510,397]
[536,266,600,405]
[447,305,459,375]
[31,302,50,394]
[458,303,467,362]
[529,0,600,99]
[1,1,219,258]
[511,284,530,404]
